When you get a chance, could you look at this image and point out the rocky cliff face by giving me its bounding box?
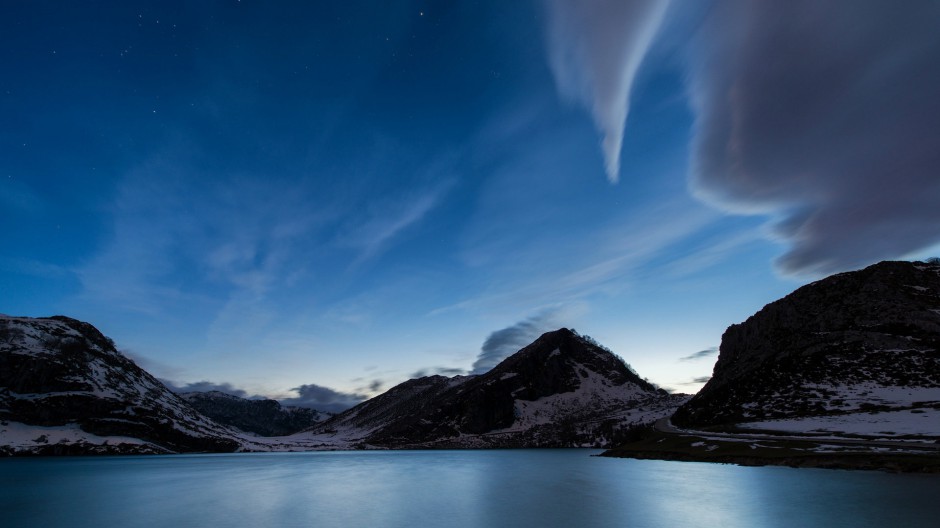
[0,315,244,455]
[308,328,687,448]
[673,260,940,427]
[180,391,331,436]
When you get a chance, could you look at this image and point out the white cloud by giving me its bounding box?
[544,0,671,183]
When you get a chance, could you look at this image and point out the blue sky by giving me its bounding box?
[3,1,939,408]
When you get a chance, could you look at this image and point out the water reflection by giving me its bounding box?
[2,451,939,528]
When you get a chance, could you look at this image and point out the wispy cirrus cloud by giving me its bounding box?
[433,201,717,317]
[678,347,718,362]
[0,257,71,280]
[0,178,46,215]
[76,158,329,316]
[660,230,764,279]
[544,0,671,183]
[339,180,452,266]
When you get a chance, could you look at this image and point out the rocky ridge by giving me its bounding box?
[673,260,940,432]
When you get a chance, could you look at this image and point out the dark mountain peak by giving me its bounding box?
[533,327,577,341]
[493,328,657,394]
[520,327,582,349]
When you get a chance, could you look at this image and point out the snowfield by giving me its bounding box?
[738,408,940,440]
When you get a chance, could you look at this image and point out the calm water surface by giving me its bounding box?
[3,450,939,528]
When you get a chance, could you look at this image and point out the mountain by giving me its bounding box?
[673,260,940,439]
[0,315,252,455]
[180,390,331,436]
[306,328,688,448]
[1,316,686,454]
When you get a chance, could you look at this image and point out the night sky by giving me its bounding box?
[3,1,938,409]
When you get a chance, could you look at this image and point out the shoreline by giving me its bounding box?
[599,426,940,473]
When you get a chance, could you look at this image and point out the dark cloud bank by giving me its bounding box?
[688,0,940,275]
[471,312,564,374]
[161,380,251,399]
[279,384,368,414]
[163,379,367,414]
[410,367,466,379]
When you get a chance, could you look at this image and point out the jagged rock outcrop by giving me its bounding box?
[0,315,244,455]
[180,391,330,436]
[308,328,687,448]
[673,260,940,427]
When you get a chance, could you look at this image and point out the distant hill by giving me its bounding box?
[673,260,940,438]
[180,390,331,437]
[306,328,688,448]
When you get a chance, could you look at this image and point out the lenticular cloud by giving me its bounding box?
[687,0,940,275]
[544,0,671,183]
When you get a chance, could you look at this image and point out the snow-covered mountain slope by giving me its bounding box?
[673,260,940,439]
[180,390,331,436]
[306,328,688,448]
[0,315,250,455]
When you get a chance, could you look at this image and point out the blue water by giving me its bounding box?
[2,450,939,528]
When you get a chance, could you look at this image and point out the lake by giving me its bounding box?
[2,450,939,528]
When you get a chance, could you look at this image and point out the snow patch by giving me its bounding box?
[0,421,157,452]
[495,364,676,433]
[802,383,940,411]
